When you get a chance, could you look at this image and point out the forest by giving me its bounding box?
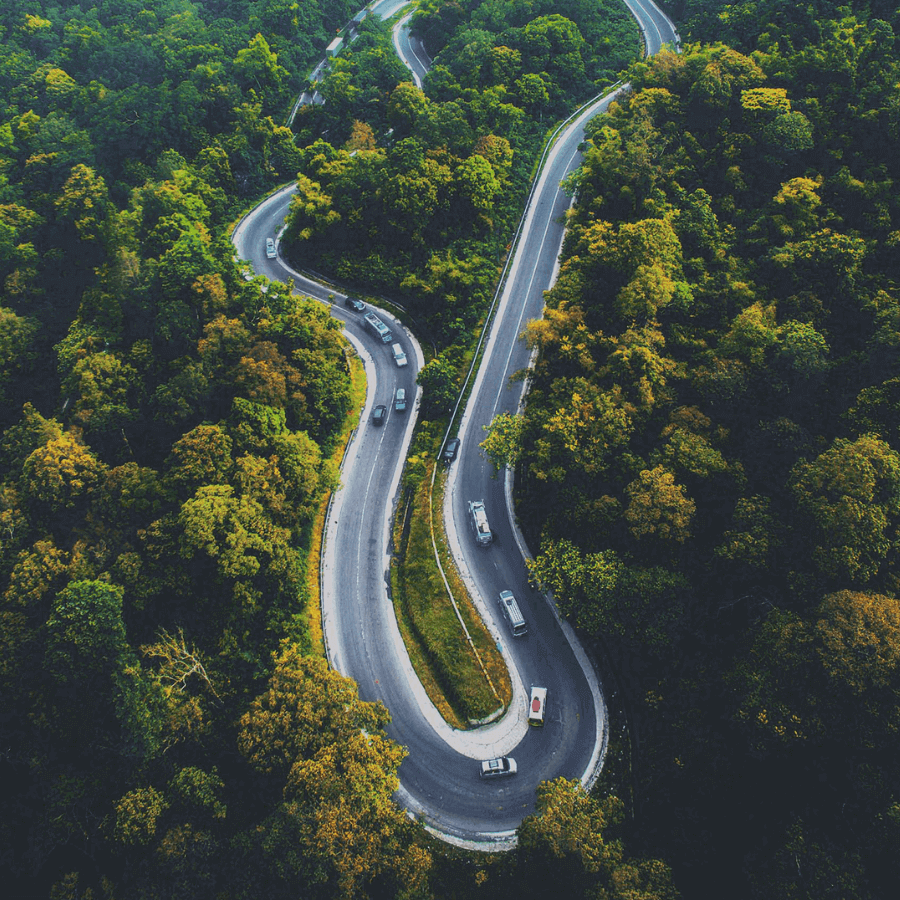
[0,1,667,898]
[284,0,640,345]
[501,0,900,895]
[2,0,900,897]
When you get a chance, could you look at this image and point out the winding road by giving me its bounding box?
[233,0,678,846]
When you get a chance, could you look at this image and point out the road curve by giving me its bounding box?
[233,0,679,846]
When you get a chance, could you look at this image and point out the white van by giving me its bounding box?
[528,686,547,727]
[499,590,527,637]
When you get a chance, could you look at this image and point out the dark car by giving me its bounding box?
[442,438,460,464]
[344,296,366,312]
[372,404,387,426]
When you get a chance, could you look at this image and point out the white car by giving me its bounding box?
[480,757,517,778]
[265,237,276,259]
[391,342,408,367]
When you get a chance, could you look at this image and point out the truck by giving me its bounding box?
[468,499,492,546]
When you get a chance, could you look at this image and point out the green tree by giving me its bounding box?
[776,319,829,382]
[233,33,289,114]
[113,785,168,847]
[168,766,226,821]
[453,153,500,212]
[521,16,587,90]
[0,307,38,404]
[177,485,295,611]
[286,173,340,242]
[624,466,695,544]
[21,431,107,521]
[540,381,633,478]
[272,429,329,524]
[417,354,457,418]
[54,163,109,244]
[0,406,62,477]
[791,434,900,585]
[46,579,128,685]
[519,778,623,870]
[45,579,165,759]
[530,539,685,651]
[279,732,430,900]
[517,778,676,898]
[733,591,900,749]
[481,411,524,471]
[387,81,431,136]
[64,351,139,438]
[714,495,782,574]
[238,647,390,779]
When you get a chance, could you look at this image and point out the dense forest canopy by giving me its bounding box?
[0,1,670,898]
[283,0,641,345]
[3,0,900,897]
[487,0,900,895]
[0,1,424,897]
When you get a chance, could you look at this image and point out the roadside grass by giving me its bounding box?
[391,426,511,727]
[431,462,512,716]
[304,343,367,657]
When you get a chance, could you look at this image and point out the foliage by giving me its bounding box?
[513,10,900,897]
[0,2,359,896]
[284,0,641,345]
[516,779,678,899]
[238,647,390,778]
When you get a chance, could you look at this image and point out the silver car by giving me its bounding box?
[480,757,517,778]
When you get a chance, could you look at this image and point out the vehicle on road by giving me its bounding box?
[372,404,387,426]
[441,437,460,464]
[364,312,393,343]
[391,342,408,367]
[394,388,406,412]
[468,499,492,546]
[528,686,547,727]
[480,757,517,778]
[344,296,366,312]
[265,237,276,259]
[499,590,527,637]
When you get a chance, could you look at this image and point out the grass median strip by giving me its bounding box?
[391,429,512,728]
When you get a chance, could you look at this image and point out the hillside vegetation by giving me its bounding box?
[0,1,671,899]
[3,0,900,897]
[490,2,900,895]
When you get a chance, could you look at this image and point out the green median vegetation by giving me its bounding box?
[391,424,512,727]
